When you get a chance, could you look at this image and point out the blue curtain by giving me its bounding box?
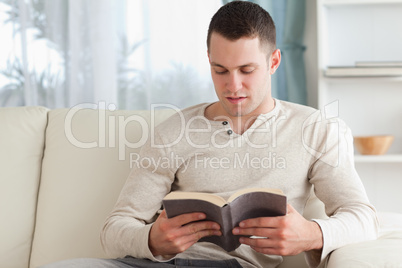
[222,0,307,105]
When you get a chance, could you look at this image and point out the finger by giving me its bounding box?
[239,205,295,228]
[233,227,274,237]
[239,216,283,228]
[179,228,222,245]
[169,211,207,227]
[158,209,168,219]
[180,221,221,237]
[164,220,220,246]
[168,223,221,250]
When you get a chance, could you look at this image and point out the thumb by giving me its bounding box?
[158,209,168,219]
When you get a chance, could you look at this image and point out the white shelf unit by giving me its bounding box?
[317,0,402,213]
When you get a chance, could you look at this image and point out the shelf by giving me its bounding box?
[323,0,402,6]
[321,75,402,83]
[354,154,402,163]
[318,0,402,213]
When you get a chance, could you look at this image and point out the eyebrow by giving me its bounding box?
[210,62,258,68]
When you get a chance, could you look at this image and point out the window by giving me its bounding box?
[0,0,222,109]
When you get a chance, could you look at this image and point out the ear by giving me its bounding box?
[269,49,281,75]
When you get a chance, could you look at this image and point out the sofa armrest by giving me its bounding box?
[327,230,402,268]
[0,106,49,268]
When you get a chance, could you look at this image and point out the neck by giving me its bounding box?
[231,115,257,135]
[205,98,275,135]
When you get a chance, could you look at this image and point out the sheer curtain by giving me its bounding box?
[0,0,118,108]
[121,0,221,110]
[0,0,221,109]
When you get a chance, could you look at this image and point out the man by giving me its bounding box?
[43,1,378,268]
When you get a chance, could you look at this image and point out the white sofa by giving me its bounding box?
[1,106,402,268]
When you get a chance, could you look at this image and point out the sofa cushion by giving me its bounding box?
[0,106,48,268]
[30,107,176,267]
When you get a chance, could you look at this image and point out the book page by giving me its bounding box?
[227,188,284,203]
[163,191,227,207]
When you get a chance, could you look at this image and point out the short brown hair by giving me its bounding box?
[207,1,276,54]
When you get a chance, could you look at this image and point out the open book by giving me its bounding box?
[162,188,287,251]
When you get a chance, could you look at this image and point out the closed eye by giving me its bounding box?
[215,70,227,75]
[213,67,228,74]
[241,68,255,74]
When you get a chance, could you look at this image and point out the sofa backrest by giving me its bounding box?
[29,107,176,267]
[0,106,49,268]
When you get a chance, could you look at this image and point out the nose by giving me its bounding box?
[226,73,242,93]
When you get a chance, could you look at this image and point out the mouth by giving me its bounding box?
[226,96,247,104]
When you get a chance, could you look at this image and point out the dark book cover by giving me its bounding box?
[163,191,287,251]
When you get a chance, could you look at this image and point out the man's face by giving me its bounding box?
[208,32,280,119]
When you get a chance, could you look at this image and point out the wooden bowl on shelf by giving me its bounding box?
[354,135,394,155]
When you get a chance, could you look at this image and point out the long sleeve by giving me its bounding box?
[100,132,176,261]
[304,115,379,267]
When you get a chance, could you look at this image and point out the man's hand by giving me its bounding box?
[232,204,323,256]
[149,210,221,256]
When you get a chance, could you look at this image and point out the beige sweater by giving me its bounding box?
[101,100,378,268]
